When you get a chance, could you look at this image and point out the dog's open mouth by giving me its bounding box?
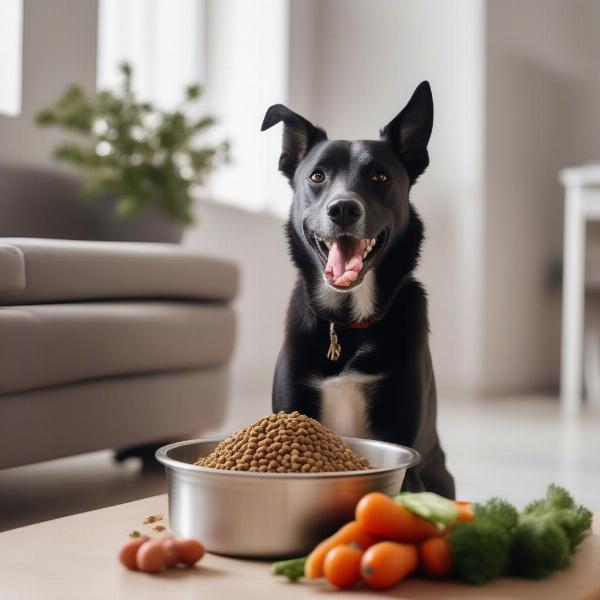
[311,229,388,289]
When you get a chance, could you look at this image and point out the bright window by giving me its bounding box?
[0,0,23,116]
[97,0,204,110]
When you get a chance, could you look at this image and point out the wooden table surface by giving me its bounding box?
[0,494,598,600]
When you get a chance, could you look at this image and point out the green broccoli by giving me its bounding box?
[510,484,593,579]
[474,497,520,530]
[448,498,518,585]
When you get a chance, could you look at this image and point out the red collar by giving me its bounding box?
[337,321,370,329]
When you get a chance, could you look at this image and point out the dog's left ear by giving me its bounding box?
[261,104,327,184]
[380,81,433,183]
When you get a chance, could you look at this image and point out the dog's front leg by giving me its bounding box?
[271,348,322,420]
[347,342,453,497]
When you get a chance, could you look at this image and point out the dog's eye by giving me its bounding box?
[309,170,326,184]
[372,172,388,183]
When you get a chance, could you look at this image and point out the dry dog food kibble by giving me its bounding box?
[195,411,373,473]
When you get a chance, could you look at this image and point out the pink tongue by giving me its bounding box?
[324,239,367,287]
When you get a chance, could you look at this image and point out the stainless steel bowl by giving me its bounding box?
[156,437,419,558]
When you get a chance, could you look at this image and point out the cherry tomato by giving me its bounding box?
[323,544,364,589]
[118,536,149,570]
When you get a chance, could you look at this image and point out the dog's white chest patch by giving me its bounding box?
[350,271,376,321]
[318,372,381,439]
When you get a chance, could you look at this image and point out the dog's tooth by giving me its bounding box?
[371,238,376,246]
[363,251,368,259]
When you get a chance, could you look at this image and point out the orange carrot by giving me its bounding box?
[305,521,379,579]
[361,541,418,590]
[420,537,453,578]
[455,501,475,523]
[356,492,440,543]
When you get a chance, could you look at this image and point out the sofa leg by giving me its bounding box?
[114,441,171,471]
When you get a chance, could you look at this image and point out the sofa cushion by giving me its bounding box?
[0,302,235,394]
[0,238,238,305]
[0,367,228,469]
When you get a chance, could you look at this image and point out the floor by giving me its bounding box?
[438,395,600,510]
[1,395,599,532]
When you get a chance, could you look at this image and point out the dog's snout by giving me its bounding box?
[327,199,363,228]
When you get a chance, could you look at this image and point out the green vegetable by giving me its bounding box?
[395,492,458,526]
[448,498,518,585]
[271,556,307,582]
[474,497,519,530]
[510,484,593,579]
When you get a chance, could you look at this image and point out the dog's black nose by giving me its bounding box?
[327,199,363,227]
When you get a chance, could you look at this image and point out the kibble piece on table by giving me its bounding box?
[195,411,373,473]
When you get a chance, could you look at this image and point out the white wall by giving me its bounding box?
[482,0,600,393]
[184,201,296,430]
[0,0,98,167]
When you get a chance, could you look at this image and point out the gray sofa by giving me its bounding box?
[0,164,238,469]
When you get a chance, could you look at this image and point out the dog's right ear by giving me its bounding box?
[380,81,433,184]
[261,104,327,183]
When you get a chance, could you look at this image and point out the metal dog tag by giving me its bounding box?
[327,322,341,361]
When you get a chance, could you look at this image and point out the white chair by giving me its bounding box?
[559,164,600,412]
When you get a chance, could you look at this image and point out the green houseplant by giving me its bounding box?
[36,62,228,241]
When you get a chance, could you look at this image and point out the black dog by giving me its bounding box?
[261,82,455,498]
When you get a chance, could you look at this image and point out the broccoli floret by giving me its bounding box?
[449,521,510,584]
[510,484,593,579]
[511,519,571,578]
[474,498,519,531]
[448,497,518,585]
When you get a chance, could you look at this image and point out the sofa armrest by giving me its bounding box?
[0,244,25,297]
[0,238,238,305]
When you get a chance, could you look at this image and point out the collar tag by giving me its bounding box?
[327,322,342,361]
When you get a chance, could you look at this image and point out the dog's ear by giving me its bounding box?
[261,104,327,183]
[380,81,433,183]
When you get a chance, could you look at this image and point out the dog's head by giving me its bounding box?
[261,81,432,294]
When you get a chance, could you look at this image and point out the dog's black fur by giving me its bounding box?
[261,82,455,498]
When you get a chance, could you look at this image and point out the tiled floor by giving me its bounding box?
[1,395,599,532]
